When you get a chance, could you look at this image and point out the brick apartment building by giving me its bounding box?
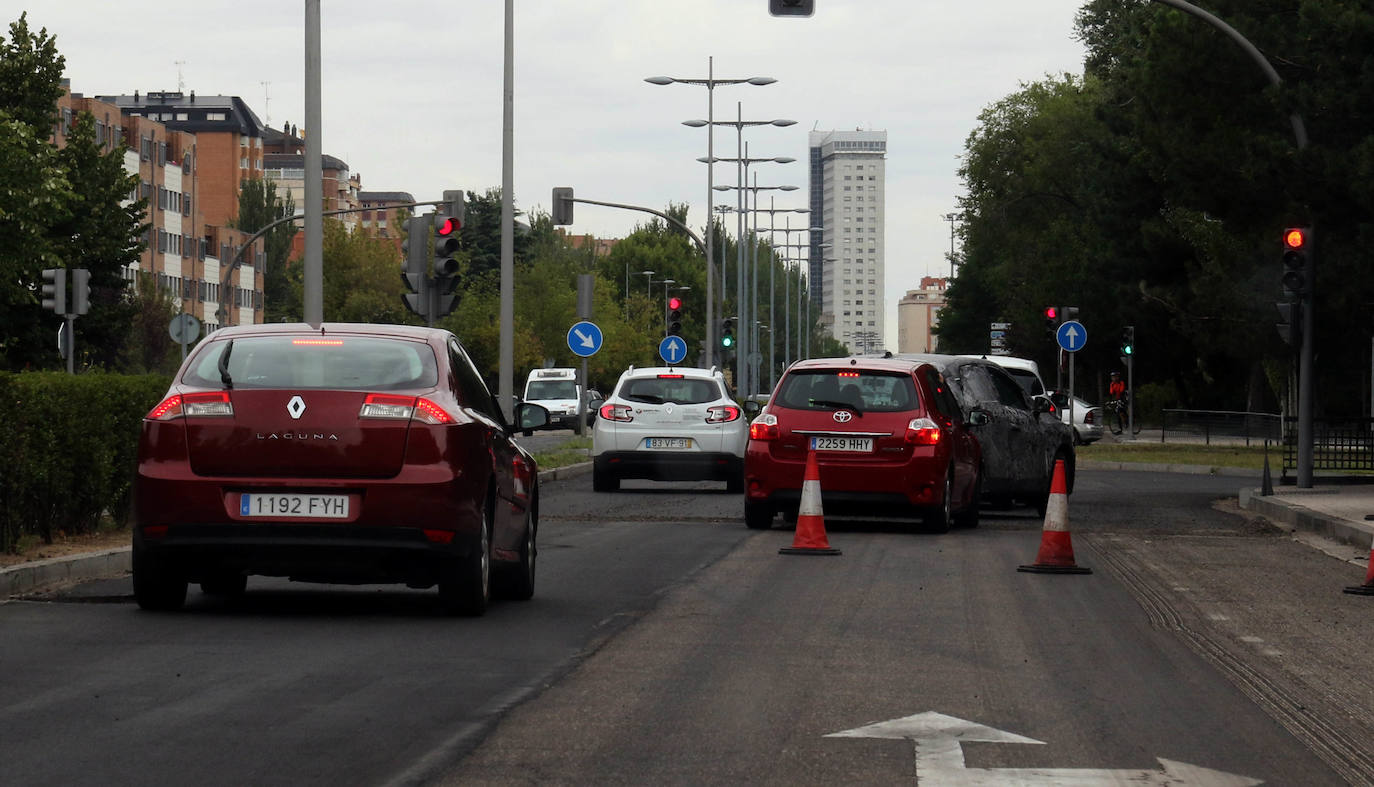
[56,83,264,332]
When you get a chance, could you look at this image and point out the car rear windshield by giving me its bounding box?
[183,336,439,390]
[619,376,721,405]
[776,370,920,413]
[526,380,578,400]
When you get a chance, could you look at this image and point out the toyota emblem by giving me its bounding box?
[832,410,853,423]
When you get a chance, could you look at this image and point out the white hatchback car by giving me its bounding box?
[591,366,747,492]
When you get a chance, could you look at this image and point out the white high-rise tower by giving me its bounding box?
[808,129,887,354]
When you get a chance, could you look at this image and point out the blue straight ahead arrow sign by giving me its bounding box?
[659,335,687,365]
[1056,320,1086,353]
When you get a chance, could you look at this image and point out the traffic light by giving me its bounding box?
[721,318,735,349]
[1276,301,1301,347]
[400,215,433,320]
[1043,305,1058,336]
[667,295,683,337]
[41,268,66,314]
[1061,306,1079,323]
[1281,227,1312,299]
[431,211,461,319]
[769,0,814,16]
[442,189,465,225]
[552,187,574,226]
[71,268,90,315]
[1120,325,1135,358]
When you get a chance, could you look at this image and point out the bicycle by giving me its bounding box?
[1105,399,1141,435]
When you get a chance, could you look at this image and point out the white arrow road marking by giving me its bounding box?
[826,712,1262,786]
[574,329,596,348]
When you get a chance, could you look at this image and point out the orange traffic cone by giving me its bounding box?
[780,449,841,556]
[1018,459,1090,574]
[1344,537,1374,595]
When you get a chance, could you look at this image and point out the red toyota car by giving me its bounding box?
[743,356,982,531]
[132,323,548,615]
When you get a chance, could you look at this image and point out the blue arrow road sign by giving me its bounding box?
[568,321,603,357]
[659,335,687,365]
[1056,320,1087,353]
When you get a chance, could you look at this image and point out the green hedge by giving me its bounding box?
[0,371,171,553]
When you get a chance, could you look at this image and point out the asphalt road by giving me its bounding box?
[6,468,1374,786]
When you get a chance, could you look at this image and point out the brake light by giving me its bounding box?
[1085,410,1096,425]
[706,405,741,424]
[838,371,859,378]
[291,338,344,346]
[359,393,453,424]
[146,391,233,420]
[657,374,684,379]
[600,403,634,422]
[750,413,779,440]
[904,417,942,445]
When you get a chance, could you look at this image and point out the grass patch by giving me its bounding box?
[533,437,592,470]
[1079,441,1273,470]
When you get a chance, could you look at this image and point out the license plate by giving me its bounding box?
[646,437,691,449]
[239,493,350,519]
[811,436,873,452]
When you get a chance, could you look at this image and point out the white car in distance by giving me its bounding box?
[591,366,747,493]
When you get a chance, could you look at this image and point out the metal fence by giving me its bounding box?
[1283,417,1374,472]
[1159,409,1282,447]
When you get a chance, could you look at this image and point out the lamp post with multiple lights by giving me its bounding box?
[646,60,778,363]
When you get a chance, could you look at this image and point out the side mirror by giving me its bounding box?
[515,402,550,433]
[1032,395,1056,416]
[744,400,762,415]
[967,407,991,426]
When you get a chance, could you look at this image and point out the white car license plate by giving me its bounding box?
[646,437,691,449]
[811,436,873,452]
[239,493,350,519]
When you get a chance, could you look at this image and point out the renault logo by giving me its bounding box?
[287,395,306,420]
[833,410,853,423]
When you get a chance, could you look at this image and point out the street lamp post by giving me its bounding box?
[686,105,795,398]
[648,60,777,364]
[943,212,959,279]
[764,223,821,369]
[755,204,812,389]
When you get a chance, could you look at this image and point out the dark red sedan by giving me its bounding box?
[132,323,548,615]
[744,356,982,531]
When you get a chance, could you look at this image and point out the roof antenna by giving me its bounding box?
[174,60,187,93]
[260,81,271,125]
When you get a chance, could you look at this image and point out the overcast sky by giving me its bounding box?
[32,1,1089,345]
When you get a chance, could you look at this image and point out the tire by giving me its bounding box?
[953,469,982,529]
[200,572,247,597]
[133,547,188,612]
[925,469,953,533]
[439,503,491,616]
[495,505,536,601]
[744,501,774,530]
[592,466,619,492]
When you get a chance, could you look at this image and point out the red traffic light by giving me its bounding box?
[1283,228,1307,250]
[668,296,682,310]
[1044,306,1057,320]
[437,217,460,236]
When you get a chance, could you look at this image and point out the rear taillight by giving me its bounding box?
[904,417,942,445]
[1085,410,1096,425]
[750,413,779,441]
[706,405,741,424]
[600,403,633,422]
[359,393,454,425]
[146,391,233,420]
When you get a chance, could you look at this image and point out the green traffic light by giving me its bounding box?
[722,336,734,348]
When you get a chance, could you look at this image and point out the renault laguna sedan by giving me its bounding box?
[132,323,548,615]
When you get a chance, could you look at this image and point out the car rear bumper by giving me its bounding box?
[744,452,947,510]
[133,522,472,587]
[594,451,742,482]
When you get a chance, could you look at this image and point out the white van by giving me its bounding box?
[523,368,583,430]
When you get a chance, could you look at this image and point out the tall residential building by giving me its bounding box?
[897,277,948,353]
[808,129,887,353]
[58,83,263,331]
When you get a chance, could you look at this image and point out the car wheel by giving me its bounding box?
[744,501,774,530]
[495,504,536,601]
[133,546,188,612]
[953,468,982,529]
[200,571,247,597]
[925,469,953,533]
[592,467,619,492]
[439,502,491,616]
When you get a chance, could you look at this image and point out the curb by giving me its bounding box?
[2,461,597,600]
[1239,487,1374,548]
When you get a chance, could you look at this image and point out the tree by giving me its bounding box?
[119,272,182,374]
[284,219,409,324]
[233,178,297,323]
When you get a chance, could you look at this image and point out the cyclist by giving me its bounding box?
[1107,371,1129,434]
